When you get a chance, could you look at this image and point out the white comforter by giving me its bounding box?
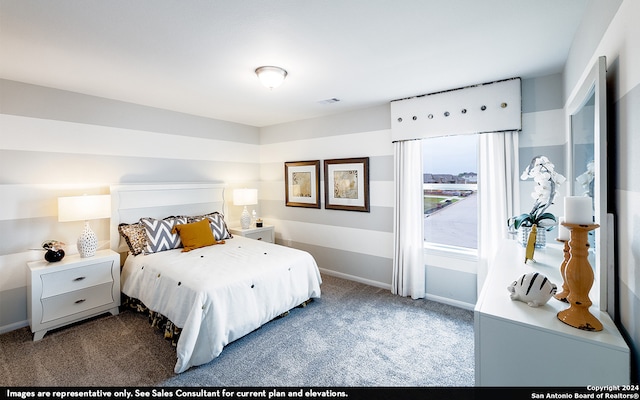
[120,236,322,373]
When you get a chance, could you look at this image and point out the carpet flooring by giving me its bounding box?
[0,274,474,387]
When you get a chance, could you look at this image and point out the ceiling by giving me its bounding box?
[0,0,589,127]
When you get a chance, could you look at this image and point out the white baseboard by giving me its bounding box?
[0,319,28,335]
[425,293,476,311]
[318,268,391,291]
[319,268,476,311]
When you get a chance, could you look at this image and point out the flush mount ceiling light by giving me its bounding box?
[255,66,287,89]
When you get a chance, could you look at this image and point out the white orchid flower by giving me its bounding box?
[510,155,566,232]
[576,160,595,196]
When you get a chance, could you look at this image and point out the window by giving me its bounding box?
[422,135,478,251]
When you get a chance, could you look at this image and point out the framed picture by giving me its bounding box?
[324,157,370,212]
[284,160,321,208]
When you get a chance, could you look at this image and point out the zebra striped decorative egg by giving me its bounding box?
[507,272,557,307]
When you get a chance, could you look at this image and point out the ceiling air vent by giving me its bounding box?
[318,98,340,104]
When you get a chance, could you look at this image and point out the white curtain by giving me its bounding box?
[477,131,519,294]
[392,139,425,299]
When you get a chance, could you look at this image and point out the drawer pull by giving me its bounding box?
[257,237,262,240]
[74,299,86,304]
[73,277,86,282]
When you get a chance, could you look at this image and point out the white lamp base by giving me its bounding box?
[77,221,98,258]
[240,206,251,229]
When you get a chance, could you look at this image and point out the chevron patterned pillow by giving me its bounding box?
[190,212,232,240]
[140,216,188,254]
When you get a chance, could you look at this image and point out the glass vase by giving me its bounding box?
[518,226,546,249]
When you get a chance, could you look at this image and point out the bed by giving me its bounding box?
[110,183,322,373]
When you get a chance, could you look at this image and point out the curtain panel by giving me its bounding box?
[392,140,425,299]
[477,131,519,293]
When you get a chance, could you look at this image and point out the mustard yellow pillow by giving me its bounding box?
[171,219,216,252]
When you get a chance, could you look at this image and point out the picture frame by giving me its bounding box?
[324,157,370,212]
[284,160,321,208]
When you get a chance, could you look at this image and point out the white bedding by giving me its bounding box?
[120,235,322,373]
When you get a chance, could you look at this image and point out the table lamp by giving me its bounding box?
[233,189,257,229]
[58,194,111,257]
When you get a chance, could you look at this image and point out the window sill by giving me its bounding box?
[423,242,478,261]
[423,243,478,274]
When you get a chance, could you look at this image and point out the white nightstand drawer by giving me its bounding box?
[41,261,114,298]
[244,231,271,242]
[229,225,275,243]
[41,282,115,323]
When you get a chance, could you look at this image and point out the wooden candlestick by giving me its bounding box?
[557,223,602,331]
[553,239,570,303]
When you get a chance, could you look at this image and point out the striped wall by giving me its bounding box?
[0,70,569,331]
[258,105,396,289]
[566,0,640,381]
[258,74,566,310]
[519,73,568,236]
[556,0,640,381]
[0,79,261,332]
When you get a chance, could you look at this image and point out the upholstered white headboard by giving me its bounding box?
[109,182,226,253]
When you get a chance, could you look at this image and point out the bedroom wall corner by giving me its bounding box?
[258,105,394,290]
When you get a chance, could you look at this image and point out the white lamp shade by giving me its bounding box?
[58,195,111,222]
[233,189,258,206]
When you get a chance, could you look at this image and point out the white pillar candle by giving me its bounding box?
[564,196,593,224]
[557,217,571,241]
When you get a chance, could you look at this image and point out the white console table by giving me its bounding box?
[474,240,629,386]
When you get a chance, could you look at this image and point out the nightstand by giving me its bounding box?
[27,249,121,341]
[229,225,274,243]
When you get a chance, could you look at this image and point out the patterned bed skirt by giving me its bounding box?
[121,295,182,347]
[121,295,314,348]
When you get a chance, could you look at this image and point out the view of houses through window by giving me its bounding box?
[422,135,478,250]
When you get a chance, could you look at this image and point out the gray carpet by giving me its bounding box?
[0,274,474,387]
